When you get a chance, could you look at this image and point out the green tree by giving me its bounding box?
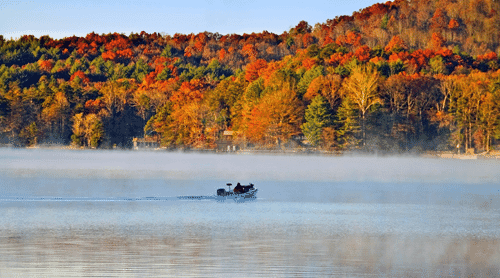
[297,65,323,98]
[71,113,85,146]
[144,102,174,146]
[84,113,105,148]
[429,55,448,74]
[319,44,336,60]
[205,75,245,133]
[301,96,332,147]
[245,77,265,103]
[156,66,171,81]
[90,56,106,75]
[381,14,389,30]
[24,122,39,145]
[161,45,173,58]
[306,44,320,57]
[336,96,360,149]
[131,59,151,82]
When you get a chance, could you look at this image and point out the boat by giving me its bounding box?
[177,183,257,201]
[216,183,257,199]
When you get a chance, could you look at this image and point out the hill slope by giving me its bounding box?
[1,0,499,152]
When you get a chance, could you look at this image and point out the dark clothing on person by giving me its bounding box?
[234,182,255,194]
[233,182,244,193]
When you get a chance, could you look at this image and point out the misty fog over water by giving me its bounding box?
[0,148,499,277]
[2,148,500,183]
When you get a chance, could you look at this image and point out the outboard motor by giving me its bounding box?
[217,188,226,196]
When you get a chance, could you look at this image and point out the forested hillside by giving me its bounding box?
[1,0,500,152]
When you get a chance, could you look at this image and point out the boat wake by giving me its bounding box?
[0,183,258,203]
[0,194,257,203]
[177,191,257,202]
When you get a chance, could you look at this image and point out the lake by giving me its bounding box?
[0,148,499,277]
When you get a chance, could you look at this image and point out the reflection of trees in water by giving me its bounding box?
[1,227,499,276]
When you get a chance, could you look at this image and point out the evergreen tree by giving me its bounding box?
[160,45,173,58]
[131,59,150,82]
[301,95,332,147]
[336,96,360,149]
[297,65,323,98]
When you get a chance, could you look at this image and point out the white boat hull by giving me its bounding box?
[216,188,258,199]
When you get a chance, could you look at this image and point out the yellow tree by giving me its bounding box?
[246,85,303,148]
[303,73,343,114]
[42,91,70,140]
[478,76,500,152]
[438,75,458,113]
[449,74,485,151]
[100,81,132,118]
[168,101,206,147]
[83,113,105,148]
[154,79,207,148]
[341,64,381,147]
[71,113,85,146]
[99,80,137,146]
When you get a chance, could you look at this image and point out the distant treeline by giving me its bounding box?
[1,0,500,152]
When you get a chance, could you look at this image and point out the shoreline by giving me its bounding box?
[3,144,500,159]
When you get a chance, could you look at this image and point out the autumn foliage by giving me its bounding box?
[384,36,408,54]
[2,0,500,152]
[244,59,267,82]
[70,70,90,83]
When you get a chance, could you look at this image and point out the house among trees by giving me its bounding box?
[133,135,160,150]
[216,130,238,152]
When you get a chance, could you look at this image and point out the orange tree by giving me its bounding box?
[244,85,304,147]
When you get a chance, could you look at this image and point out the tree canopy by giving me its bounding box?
[2,0,500,152]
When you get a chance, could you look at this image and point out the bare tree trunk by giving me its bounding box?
[464,124,468,150]
[486,132,490,153]
[362,111,366,149]
[469,121,472,151]
[61,117,65,141]
[406,104,411,151]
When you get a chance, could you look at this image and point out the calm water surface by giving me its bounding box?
[0,148,499,277]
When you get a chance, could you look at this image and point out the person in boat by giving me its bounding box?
[233,182,254,194]
[233,182,244,194]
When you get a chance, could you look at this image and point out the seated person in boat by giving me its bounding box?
[233,183,244,193]
[233,182,254,193]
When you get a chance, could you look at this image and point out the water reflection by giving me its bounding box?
[1,224,499,277]
[0,200,499,277]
